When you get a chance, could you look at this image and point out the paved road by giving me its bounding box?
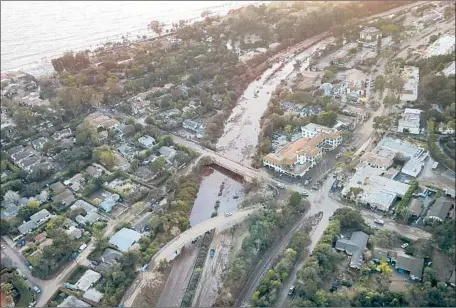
[154,206,259,263]
[121,206,259,307]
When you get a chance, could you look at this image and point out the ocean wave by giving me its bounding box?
[1,1,264,75]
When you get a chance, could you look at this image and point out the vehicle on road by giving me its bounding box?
[401,243,409,249]
[33,286,41,294]
[288,286,295,296]
[224,212,233,217]
[374,219,384,225]
[79,243,87,252]
[300,191,310,197]
[276,183,285,189]
[209,249,215,258]
[1,245,5,249]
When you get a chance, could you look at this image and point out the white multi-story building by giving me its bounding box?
[400,66,419,103]
[424,35,455,58]
[263,124,342,177]
[359,27,381,47]
[397,108,422,135]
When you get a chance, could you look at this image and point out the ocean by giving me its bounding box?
[1,1,262,76]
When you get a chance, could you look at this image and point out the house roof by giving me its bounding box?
[101,248,123,264]
[109,228,142,252]
[75,269,101,292]
[58,295,91,307]
[34,232,47,243]
[30,209,50,222]
[396,253,424,279]
[50,181,66,194]
[99,194,119,213]
[138,135,155,147]
[427,197,454,220]
[158,146,176,158]
[71,199,97,214]
[86,165,102,177]
[83,288,104,303]
[18,221,37,235]
[335,231,369,269]
[53,189,74,204]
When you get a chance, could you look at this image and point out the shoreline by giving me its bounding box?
[1,1,265,76]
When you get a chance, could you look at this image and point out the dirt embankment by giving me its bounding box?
[193,223,249,307]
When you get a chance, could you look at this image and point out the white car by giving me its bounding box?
[276,183,285,189]
[401,243,409,249]
[224,212,233,217]
[1,245,5,250]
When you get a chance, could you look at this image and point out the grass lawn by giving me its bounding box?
[12,276,34,307]
[67,266,88,284]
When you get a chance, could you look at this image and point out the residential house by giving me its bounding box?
[50,181,66,194]
[335,231,369,269]
[85,113,119,131]
[64,173,84,192]
[109,228,142,252]
[138,135,156,149]
[74,269,101,292]
[101,248,123,265]
[426,197,454,222]
[396,253,425,281]
[58,296,90,308]
[99,194,120,213]
[372,248,424,280]
[17,209,52,235]
[397,108,422,135]
[116,124,136,139]
[117,143,137,160]
[158,146,177,160]
[52,189,76,209]
[66,226,83,239]
[441,61,455,77]
[182,119,205,138]
[31,137,49,151]
[52,128,72,141]
[71,200,100,226]
[134,166,157,181]
[86,165,103,178]
[83,288,104,304]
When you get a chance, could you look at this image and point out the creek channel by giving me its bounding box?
[190,37,333,225]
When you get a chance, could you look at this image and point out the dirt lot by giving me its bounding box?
[389,270,411,293]
[131,267,171,307]
[432,249,455,283]
[192,223,248,307]
[155,244,200,307]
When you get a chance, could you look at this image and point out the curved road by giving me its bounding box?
[121,205,259,307]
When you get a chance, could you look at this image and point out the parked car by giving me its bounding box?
[33,286,41,294]
[1,245,5,250]
[224,212,233,217]
[374,218,384,225]
[401,243,409,249]
[288,286,295,296]
[276,183,285,189]
[300,191,310,197]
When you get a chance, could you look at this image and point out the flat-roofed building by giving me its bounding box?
[398,108,422,135]
[425,34,455,58]
[400,66,419,103]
